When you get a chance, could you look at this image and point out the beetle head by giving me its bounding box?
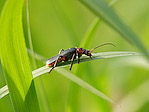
[77,48,92,57]
[84,50,92,56]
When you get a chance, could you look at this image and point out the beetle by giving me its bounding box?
[46,43,115,73]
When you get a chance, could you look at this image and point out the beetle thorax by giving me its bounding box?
[77,48,83,54]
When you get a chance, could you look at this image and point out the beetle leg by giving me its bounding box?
[69,53,76,71]
[76,51,79,64]
[59,49,64,54]
[78,56,81,64]
[90,55,92,59]
[48,57,60,74]
[77,52,82,64]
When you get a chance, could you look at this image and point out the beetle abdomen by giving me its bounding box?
[46,54,61,66]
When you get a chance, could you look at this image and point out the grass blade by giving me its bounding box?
[79,0,149,58]
[56,68,116,104]
[67,17,101,111]
[0,51,146,103]
[80,17,100,48]
[32,51,143,78]
[25,0,50,111]
[0,85,9,99]
[0,0,6,15]
[0,0,40,111]
[114,79,149,112]
[0,58,9,99]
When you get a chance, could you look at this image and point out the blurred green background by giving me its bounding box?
[0,0,149,112]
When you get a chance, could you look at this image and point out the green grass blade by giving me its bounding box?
[32,51,143,78]
[25,0,50,111]
[67,17,101,112]
[0,85,9,99]
[30,51,146,106]
[80,17,100,48]
[80,0,118,49]
[0,0,6,15]
[26,0,37,69]
[0,58,9,99]
[0,51,146,102]
[114,79,149,112]
[0,0,40,111]
[79,0,149,58]
[56,68,116,104]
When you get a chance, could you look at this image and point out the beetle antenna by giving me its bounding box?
[90,43,116,52]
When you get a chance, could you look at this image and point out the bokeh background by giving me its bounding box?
[0,0,149,112]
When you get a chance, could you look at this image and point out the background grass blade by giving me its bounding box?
[56,68,116,104]
[0,0,40,111]
[114,79,149,112]
[0,0,6,15]
[24,0,50,111]
[80,17,100,48]
[79,0,149,58]
[67,17,101,111]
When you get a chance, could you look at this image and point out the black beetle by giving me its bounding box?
[46,43,115,73]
